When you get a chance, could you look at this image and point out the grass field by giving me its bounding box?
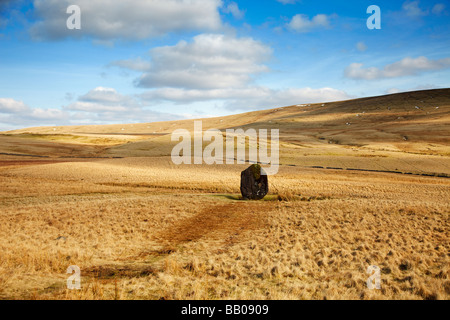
[0,89,448,300]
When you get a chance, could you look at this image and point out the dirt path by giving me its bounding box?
[157,201,268,245]
[89,201,270,280]
[33,199,272,298]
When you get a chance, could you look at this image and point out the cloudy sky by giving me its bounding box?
[0,0,449,130]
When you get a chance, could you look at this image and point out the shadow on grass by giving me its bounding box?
[209,194,242,201]
[209,194,287,202]
[209,193,333,203]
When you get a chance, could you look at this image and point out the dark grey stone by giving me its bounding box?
[240,164,268,200]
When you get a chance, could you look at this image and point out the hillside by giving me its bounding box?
[1,88,450,175]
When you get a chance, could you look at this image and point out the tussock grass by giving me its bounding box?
[0,158,448,300]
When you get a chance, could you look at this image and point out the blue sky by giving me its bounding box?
[0,0,449,130]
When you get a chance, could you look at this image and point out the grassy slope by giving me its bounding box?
[1,88,449,174]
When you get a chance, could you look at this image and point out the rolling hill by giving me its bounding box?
[1,88,449,175]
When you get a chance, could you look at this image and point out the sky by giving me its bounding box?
[0,0,449,130]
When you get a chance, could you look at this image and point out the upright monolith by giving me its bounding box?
[240,164,268,200]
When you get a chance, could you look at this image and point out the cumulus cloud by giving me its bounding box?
[286,14,331,33]
[0,84,351,130]
[402,1,428,17]
[432,3,446,15]
[412,84,441,91]
[64,87,183,124]
[345,56,450,80]
[0,98,29,113]
[0,97,68,121]
[0,89,186,130]
[356,41,367,52]
[109,58,151,72]
[66,87,142,113]
[223,87,351,110]
[141,87,261,104]
[112,33,349,111]
[222,1,245,20]
[141,86,351,111]
[277,0,301,4]
[80,87,136,105]
[30,0,223,41]
[386,88,401,94]
[29,108,67,120]
[0,97,70,130]
[134,34,272,90]
[386,84,440,95]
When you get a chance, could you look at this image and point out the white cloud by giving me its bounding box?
[277,0,301,4]
[141,87,266,104]
[224,87,351,110]
[135,34,272,90]
[80,87,131,103]
[287,14,330,33]
[0,97,70,130]
[402,1,428,17]
[0,88,187,131]
[67,87,141,113]
[345,56,450,80]
[0,98,68,121]
[386,84,440,95]
[222,2,245,20]
[110,58,151,72]
[432,3,445,15]
[411,84,440,91]
[386,88,401,94]
[29,108,67,120]
[0,98,29,113]
[118,33,349,111]
[356,42,367,52]
[141,86,351,111]
[65,87,184,124]
[30,0,223,41]
[0,85,351,130]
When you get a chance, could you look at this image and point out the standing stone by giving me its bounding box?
[240,164,269,200]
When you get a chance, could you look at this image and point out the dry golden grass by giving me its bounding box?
[0,89,448,300]
[0,158,448,300]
